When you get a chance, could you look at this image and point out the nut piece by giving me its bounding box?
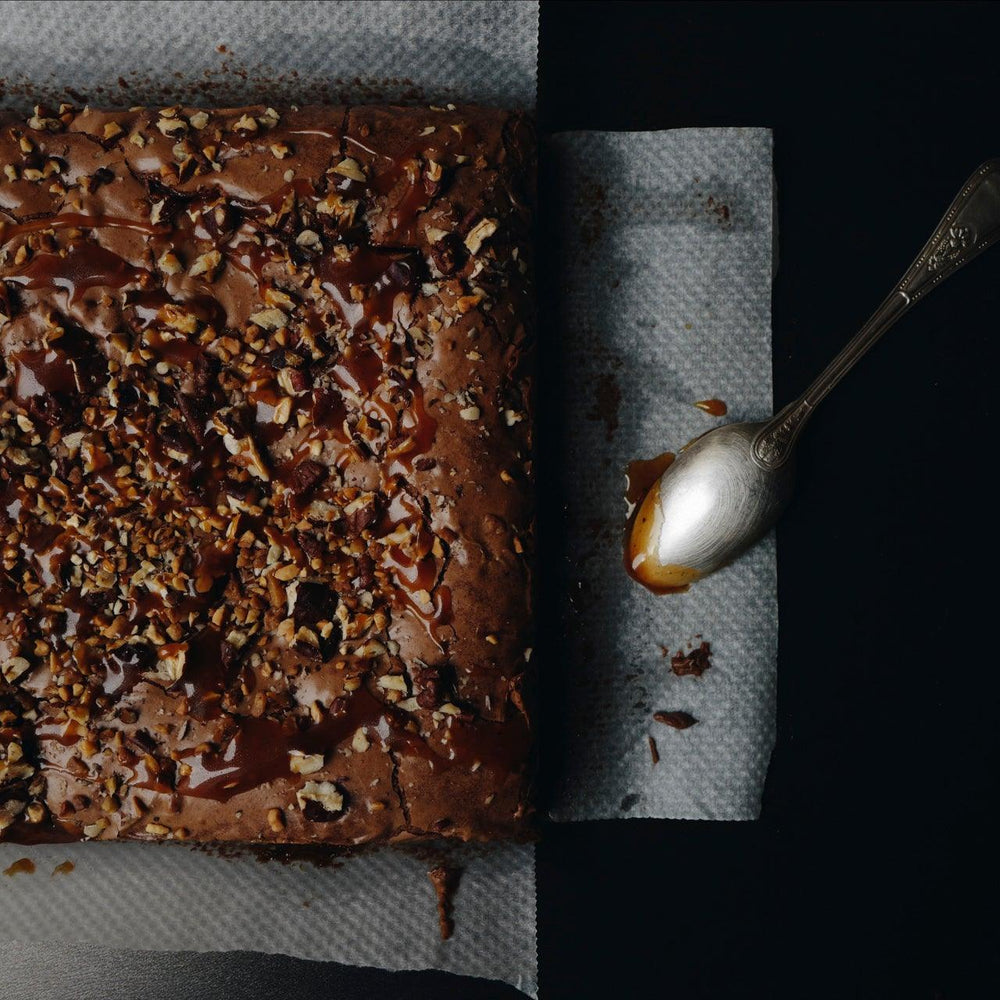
[296,780,344,815]
[267,807,285,832]
[189,250,222,279]
[157,250,183,275]
[295,229,322,250]
[2,656,31,683]
[331,157,365,182]
[351,728,370,753]
[83,818,110,839]
[464,218,497,255]
[249,308,288,331]
[155,645,187,684]
[288,750,324,775]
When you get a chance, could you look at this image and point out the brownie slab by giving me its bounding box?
[0,102,534,845]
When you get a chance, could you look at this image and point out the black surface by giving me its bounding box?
[5,4,999,998]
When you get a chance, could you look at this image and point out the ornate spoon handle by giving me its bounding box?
[753,159,1000,470]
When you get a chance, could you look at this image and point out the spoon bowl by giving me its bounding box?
[626,421,793,590]
[626,159,1000,592]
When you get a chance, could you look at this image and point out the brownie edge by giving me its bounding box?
[0,102,535,846]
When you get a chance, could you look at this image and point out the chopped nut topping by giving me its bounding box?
[189,250,222,279]
[331,157,366,182]
[296,780,344,814]
[289,751,324,775]
[2,656,31,682]
[233,114,258,133]
[464,218,498,255]
[249,307,288,330]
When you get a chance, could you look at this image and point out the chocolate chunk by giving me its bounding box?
[287,459,326,496]
[653,710,698,730]
[429,232,466,275]
[670,641,712,677]
[344,495,381,534]
[177,393,206,444]
[302,799,343,822]
[293,581,336,627]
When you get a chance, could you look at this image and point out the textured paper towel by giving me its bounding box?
[0,0,538,109]
[546,129,777,822]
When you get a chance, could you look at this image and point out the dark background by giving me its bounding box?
[5,3,999,997]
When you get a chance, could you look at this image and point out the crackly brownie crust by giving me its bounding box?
[0,102,534,845]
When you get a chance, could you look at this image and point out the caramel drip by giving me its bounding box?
[5,243,148,302]
[0,212,168,243]
[694,398,728,417]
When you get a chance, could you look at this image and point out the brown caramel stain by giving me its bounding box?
[428,864,461,941]
[585,371,622,442]
[52,860,75,876]
[694,398,727,417]
[3,857,36,877]
[623,452,699,594]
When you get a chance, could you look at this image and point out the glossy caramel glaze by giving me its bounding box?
[0,103,535,846]
[623,452,700,594]
[693,398,727,417]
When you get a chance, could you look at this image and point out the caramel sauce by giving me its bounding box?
[144,329,203,366]
[174,676,520,803]
[126,288,227,333]
[694,398,728,417]
[317,249,420,333]
[623,452,699,594]
[0,818,79,845]
[177,625,228,721]
[371,156,428,233]
[3,857,36,877]
[388,387,438,473]
[624,451,675,510]
[11,349,78,401]
[6,244,147,302]
[334,342,384,395]
[101,643,150,698]
[52,861,76,876]
[34,718,84,748]
[0,212,168,244]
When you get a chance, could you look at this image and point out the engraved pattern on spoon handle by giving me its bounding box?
[753,159,1000,470]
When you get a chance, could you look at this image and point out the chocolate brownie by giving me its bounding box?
[0,102,534,845]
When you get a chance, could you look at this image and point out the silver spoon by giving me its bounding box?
[627,159,1000,592]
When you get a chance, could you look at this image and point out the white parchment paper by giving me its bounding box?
[0,3,778,996]
[0,0,538,109]
[0,840,536,993]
